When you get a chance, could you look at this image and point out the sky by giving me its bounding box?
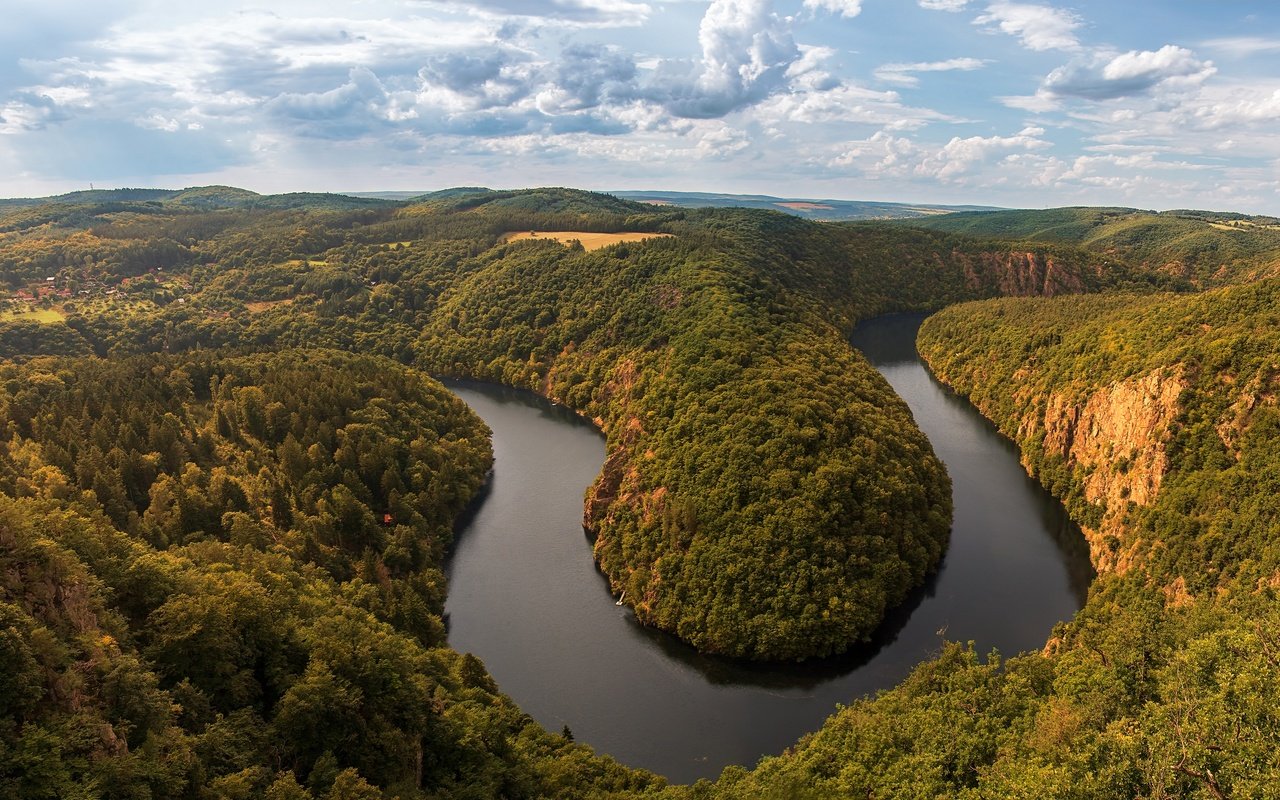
[1,0,1278,213]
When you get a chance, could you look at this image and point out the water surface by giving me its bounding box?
[443,313,1092,783]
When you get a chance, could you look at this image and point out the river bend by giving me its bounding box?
[443,312,1093,783]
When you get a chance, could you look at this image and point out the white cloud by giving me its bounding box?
[0,96,64,134]
[973,2,1082,52]
[874,57,987,87]
[1044,45,1215,100]
[267,67,394,131]
[785,45,840,91]
[1200,37,1280,57]
[804,0,862,18]
[1103,45,1214,85]
[537,45,638,114]
[917,126,1050,179]
[757,83,953,128]
[919,0,969,10]
[1186,86,1280,130]
[830,126,1050,182]
[997,91,1059,112]
[830,131,920,172]
[657,0,802,118]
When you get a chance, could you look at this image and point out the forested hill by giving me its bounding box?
[0,350,662,797]
[900,206,1280,286]
[0,185,1185,797]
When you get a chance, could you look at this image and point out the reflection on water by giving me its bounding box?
[443,313,1094,783]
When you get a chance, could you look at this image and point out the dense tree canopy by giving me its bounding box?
[0,349,660,798]
[3,188,1121,660]
[8,186,1275,798]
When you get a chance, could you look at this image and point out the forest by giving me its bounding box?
[2,187,1279,797]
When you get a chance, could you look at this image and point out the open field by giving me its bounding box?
[775,201,834,211]
[0,307,65,323]
[1208,220,1280,232]
[503,231,672,251]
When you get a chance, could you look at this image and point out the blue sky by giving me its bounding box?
[1,0,1277,212]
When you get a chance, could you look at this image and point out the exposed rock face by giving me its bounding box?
[957,250,1089,297]
[1025,369,1186,572]
[578,359,661,607]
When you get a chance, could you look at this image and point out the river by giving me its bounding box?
[443,312,1093,783]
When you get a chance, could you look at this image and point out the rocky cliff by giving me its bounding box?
[958,250,1091,297]
[1020,369,1186,572]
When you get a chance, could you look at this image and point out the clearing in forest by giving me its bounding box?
[775,202,834,211]
[503,231,672,251]
[0,308,65,323]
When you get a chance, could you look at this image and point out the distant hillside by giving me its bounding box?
[345,189,996,221]
[611,190,998,221]
[414,186,646,215]
[901,206,1280,285]
[0,185,395,212]
[349,187,494,202]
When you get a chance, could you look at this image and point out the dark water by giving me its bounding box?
[443,312,1093,783]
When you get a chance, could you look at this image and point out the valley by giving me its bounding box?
[1,186,1279,798]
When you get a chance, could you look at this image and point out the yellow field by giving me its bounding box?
[503,231,672,251]
[775,202,833,211]
[1208,219,1280,232]
[0,308,65,324]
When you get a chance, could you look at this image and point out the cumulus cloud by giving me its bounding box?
[1044,46,1215,100]
[803,0,863,18]
[657,0,802,118]
[785,45,841,92]
[917,126,1050,179]
[830,131,920,172]
[831,126,1050,182]
[1185,86,1280,130]
[265,67,398,138]
[418,49,539,110]
[874,57,987,87]
[973,2,1082,52]
[538,44,638,113]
